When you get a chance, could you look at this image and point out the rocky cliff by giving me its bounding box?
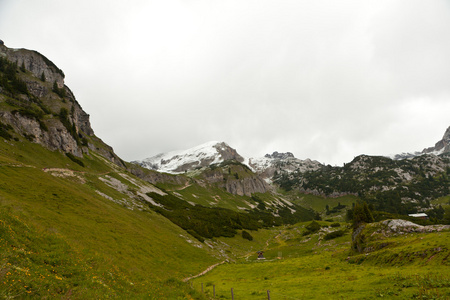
[198,163,271,196]
[1,46,65,89]
[0,43,124,167]
[392,125,450,160]
[422,126,450,155]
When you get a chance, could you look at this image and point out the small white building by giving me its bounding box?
[408,213,428,219]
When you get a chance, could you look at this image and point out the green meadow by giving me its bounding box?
[192,222,450,299]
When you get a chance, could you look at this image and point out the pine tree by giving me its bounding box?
[40,71,46,82]
[352,202,373,229]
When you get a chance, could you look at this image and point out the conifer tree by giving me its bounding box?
[352,202,373,229]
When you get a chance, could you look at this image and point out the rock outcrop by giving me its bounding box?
[199,163,271,196]
[393,125,450,160]
[0,43,124,167]
[224,176,270,196]
[0,45,65,89]
[422,126,450,155]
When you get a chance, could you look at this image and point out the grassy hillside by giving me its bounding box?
[0,139,217,298]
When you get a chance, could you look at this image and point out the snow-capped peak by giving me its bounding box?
[133,141,244,174]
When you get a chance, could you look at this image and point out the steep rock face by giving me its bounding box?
[0,43,124,167]
[392,125,450,160]
[1,45,65,88]
[422,126,450,155]
[199,164,271,196]
[224,176,270,197]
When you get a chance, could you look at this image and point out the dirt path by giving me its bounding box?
[182,260,228,282]
[183,229,285,282]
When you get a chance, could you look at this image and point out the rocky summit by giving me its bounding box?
[422,126,450,155]
[133,141,244,173]
[0,43,124,166]
[392,126,450,160]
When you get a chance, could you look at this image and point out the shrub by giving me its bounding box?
[187,230,204,243]
[53,80,66,98]
[324,229,345,240]
[303,220,321,235]
[242,230,253,241]
[65,153,85,167]
[330,222,341,227]
[0,121,13,140]
[306,220,321,232]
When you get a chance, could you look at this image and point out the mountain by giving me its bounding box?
[2,41,450,299]
[0,42,124,167]
[248,151,322,181]
[135,143,322,180]
[392,126,450,160]
[0,43,224,298]
[422,125,450,155]
[133,141,244,173]
[0,43,319,298]
[274,153,450,214]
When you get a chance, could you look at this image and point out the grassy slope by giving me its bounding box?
[192,222,450,299]
[280,189,358,221]
[0,140,217,298]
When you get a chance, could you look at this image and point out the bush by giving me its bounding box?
[0,121,13,140]
[324,229,345,240]
[66,153,85,167]
[242,230,253,241]
[187,230,204,243]
[303,220,321,236]
[330,222,341,227]
[306,220,321,232]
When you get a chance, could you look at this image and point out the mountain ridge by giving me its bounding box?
[133,141,244,173]
[391,125,450,160]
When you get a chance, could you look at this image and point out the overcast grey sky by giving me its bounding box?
[1,0,449,165]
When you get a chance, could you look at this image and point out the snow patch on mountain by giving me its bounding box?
[390,126,449,160]
[134,141,243,174]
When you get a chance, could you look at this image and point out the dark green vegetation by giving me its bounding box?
[0,56,29,96]
[147,192,314,241]
[275,154,450,218]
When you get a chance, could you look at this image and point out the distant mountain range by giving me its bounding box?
[133,141,323,180]
[134,125,450,176]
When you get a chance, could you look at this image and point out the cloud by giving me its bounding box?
[1,0,449,165]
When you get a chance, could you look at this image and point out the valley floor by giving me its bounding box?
[191,223,450,299]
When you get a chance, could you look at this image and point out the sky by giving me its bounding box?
[1,0,449,165]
